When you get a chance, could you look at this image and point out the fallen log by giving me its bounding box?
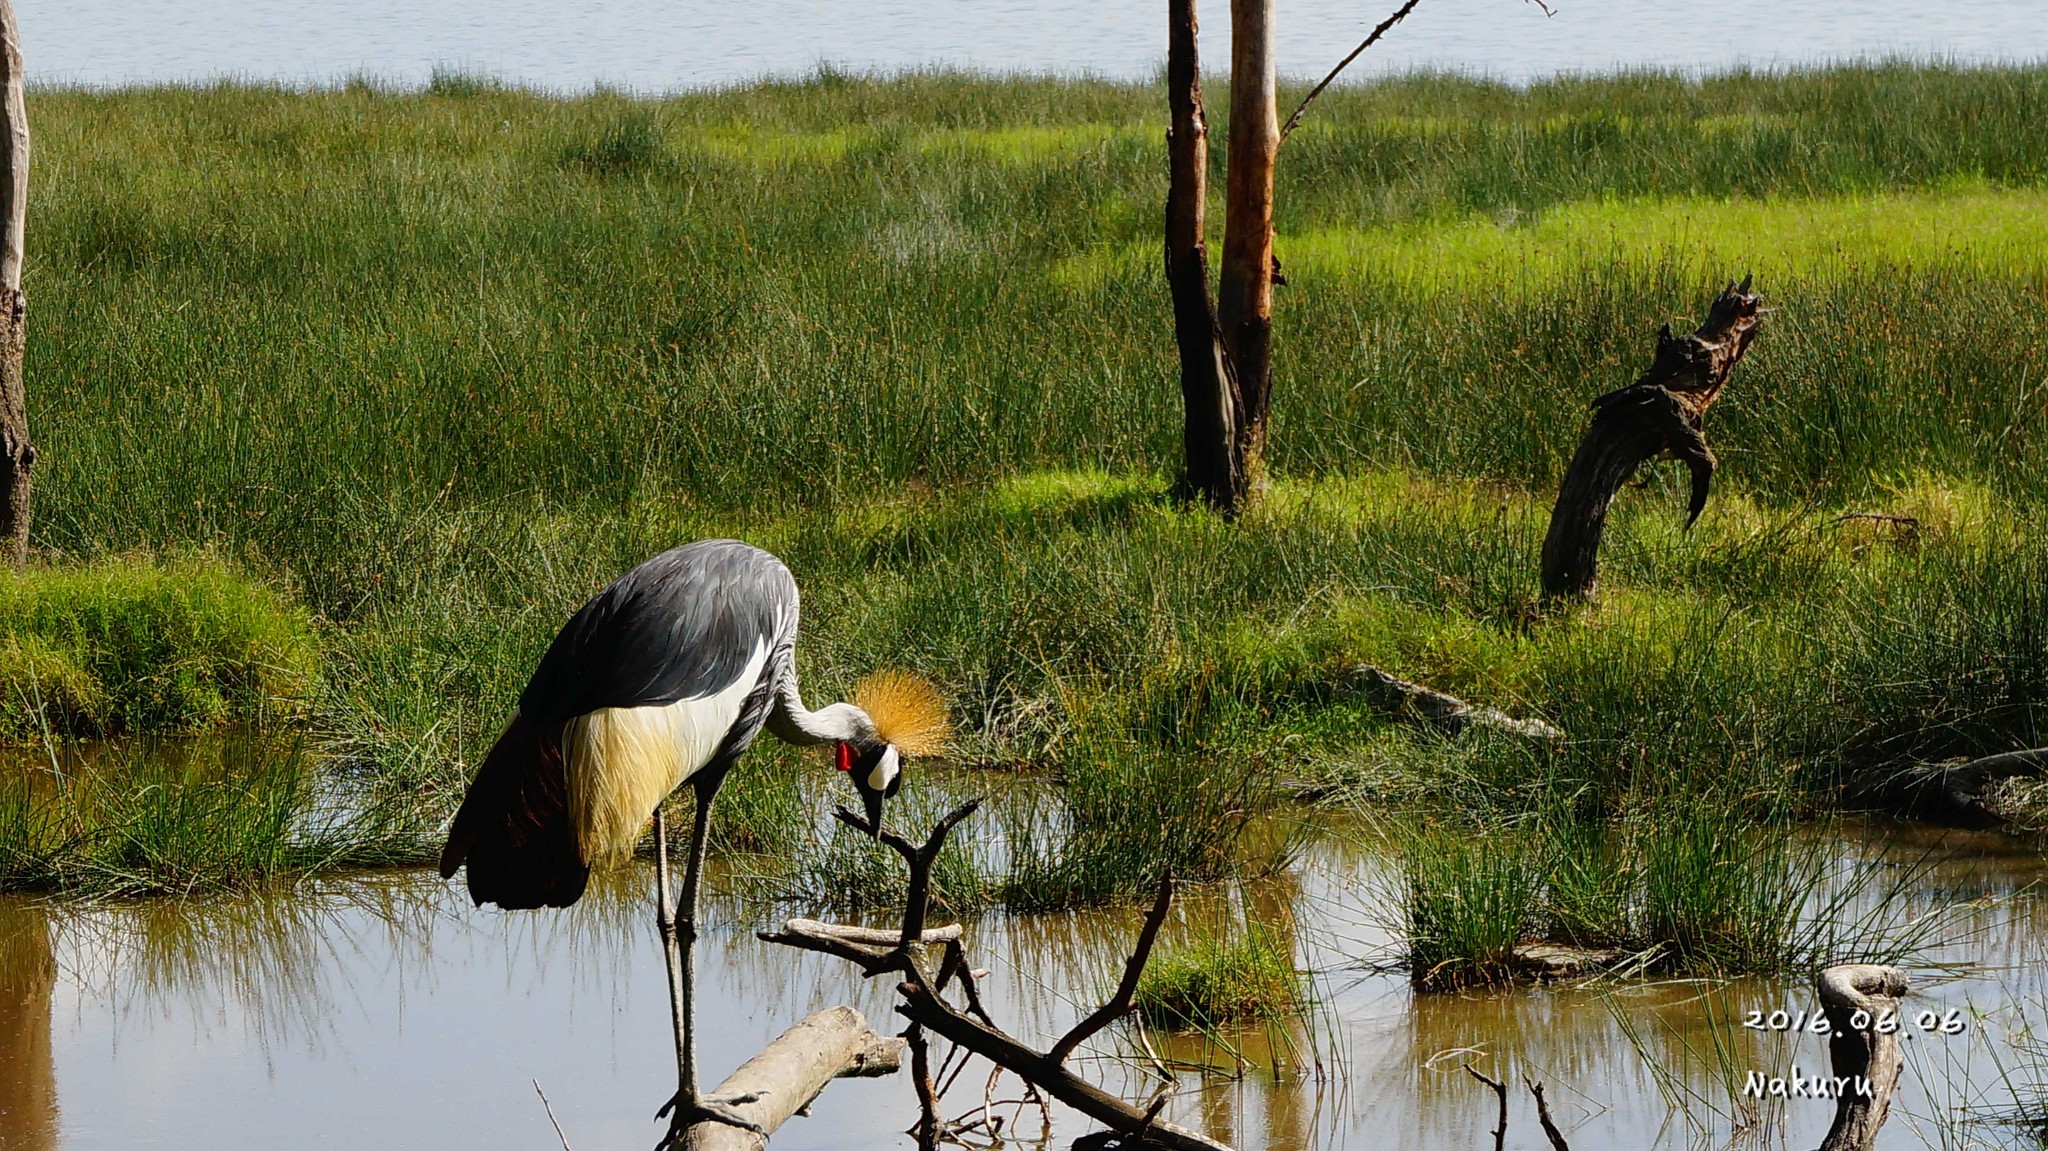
[1885,746,2048,827]
[1815,964,1909,1151]
[1540,278,1766,599]
[682,1005,905,1151]
[1347,665,1563,740]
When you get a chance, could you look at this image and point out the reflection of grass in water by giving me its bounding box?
[1606,979,1803,1146]
[0,731,429,896]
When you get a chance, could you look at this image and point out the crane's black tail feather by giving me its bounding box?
[439,714,590,910]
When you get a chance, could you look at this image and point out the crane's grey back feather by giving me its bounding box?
[520,539,799,725]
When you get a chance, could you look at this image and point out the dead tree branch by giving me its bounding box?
[1049,873,1175,1064]
[1816,964,1909,1151]
[1527,1080,1570,1151]
[1463,1066,1508,1151]
[682,1006,906,1151]
[763,806,1231,1151]
[1540,277,1767,599]
[1279,0,1424,143]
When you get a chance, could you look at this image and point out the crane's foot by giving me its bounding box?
[655,1089,769,1147]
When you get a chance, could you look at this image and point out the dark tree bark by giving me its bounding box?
[1165,0,1240,511]
[1216,0,1278,491]
[1539,277,1765,599]
[0,0,29,566]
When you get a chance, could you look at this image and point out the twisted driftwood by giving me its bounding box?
[683,1006,905,1151]
[1540,278,1766,599]
[1815,964,1909,1151]
[763,802,1233,1151]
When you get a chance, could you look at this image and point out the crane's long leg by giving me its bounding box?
[655,777,764,1148]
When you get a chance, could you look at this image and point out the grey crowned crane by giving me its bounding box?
[436,538,949,1145]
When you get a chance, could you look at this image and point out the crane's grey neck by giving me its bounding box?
[766,659,878,748]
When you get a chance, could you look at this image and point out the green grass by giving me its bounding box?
[1136,923,1306,1031]
[1387,801,1950,989]
[0,556,318,740]
[0,730,414,896]
[4,64,2046,901]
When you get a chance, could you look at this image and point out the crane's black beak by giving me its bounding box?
[863,788,885,839]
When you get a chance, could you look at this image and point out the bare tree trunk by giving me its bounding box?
[1539,278,1764,599]
[1216,0,1278,493]
[0,0,28,566]
[1165,0,1240,511]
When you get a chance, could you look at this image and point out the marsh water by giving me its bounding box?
[26,0,2048,92]
[1,797,2043,1150]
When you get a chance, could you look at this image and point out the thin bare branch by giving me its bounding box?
[1527,1080,1571,1151]
[1279,0,1425,143]
[1050,873,1175,1064]
[531,1079,575,1151]
[1464,1066,1507,1151]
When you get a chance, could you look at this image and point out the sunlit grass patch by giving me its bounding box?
[1136,923,1306,1030]
[0,557,318,741]
[1055,188,2048,291]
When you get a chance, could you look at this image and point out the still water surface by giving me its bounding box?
[0,817,2041,1150]
[22,1,2048,92]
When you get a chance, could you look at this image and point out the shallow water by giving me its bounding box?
[0,815,2041,1150]
[25,0,2048,92]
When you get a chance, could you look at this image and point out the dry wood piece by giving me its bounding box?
[1347,665,1564,741]
[1815,964,1909,1151]
[0,0,30,565]
[1540,278,1766,599]
[763,802,1232,1151]
[682,1006,906,1151]
[1527,1080,1570,1151]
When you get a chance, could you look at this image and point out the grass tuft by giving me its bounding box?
[1136,923,1306,1031]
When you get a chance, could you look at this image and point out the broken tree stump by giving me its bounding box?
[1539,278,1766,599]
[1815,964,1908,1151]
[682,1005,905,1151]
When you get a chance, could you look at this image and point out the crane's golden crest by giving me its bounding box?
[851,670,952,757]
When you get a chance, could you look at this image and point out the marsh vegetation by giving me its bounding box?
[2,64,2046,1044]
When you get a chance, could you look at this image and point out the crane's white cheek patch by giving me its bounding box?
[867,746,900,792]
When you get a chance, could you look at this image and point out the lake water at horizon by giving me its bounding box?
[21,0,2048,93]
